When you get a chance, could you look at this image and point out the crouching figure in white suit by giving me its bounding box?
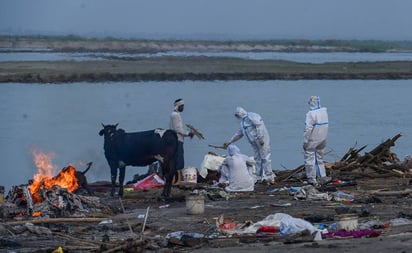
[219,144,255,192]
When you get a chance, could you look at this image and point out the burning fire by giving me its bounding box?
[29,149,79,203]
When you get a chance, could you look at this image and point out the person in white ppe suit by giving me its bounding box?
[224,107,275,183]
[218,144,255,192]
[303,96,329,185]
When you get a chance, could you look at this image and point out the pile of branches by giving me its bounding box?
[277,133,412,182]
[330,133,412,179]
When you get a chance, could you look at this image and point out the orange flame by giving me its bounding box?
[29,149,79,203]
[32,211,41,217]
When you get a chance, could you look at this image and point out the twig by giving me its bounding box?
[208,144,226,149]
[101,239,146,253]
[54,232,103,247]
[119,197,135,237]
[141,206,150,241]
[280,164,288,170]
[186,124,205,139]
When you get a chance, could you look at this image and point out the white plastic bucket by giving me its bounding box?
[182,167,198,183]
[186,195,205,215]
[335,214,358,231]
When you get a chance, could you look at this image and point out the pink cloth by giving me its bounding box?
[322,229,382,239]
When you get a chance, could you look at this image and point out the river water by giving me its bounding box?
[1,80,411,192]
[2,51,412,63]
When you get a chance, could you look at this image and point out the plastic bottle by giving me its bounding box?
[329,223,337,231]
[333,191,354,201]
[314,223,327,230]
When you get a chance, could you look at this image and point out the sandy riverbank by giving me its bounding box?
[1,59,412,83]
[1,36,412,83]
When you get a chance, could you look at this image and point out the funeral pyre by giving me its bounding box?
[3,151,102,219]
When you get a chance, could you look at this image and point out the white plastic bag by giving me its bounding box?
[199,154,225,178]
[280,216,322,240]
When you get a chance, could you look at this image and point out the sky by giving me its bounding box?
[1,0,412,40]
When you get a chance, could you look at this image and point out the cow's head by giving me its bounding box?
[99,123,119,139]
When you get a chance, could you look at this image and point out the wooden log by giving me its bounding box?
[392,169,405,176]
[280,165,305,182]
[359,133,402,165]
[338,170,383,179]
[340,145,367,162]
[368,164,403,177]
[186,124,205,140]
[371,188,412,196]
[61,246,100,251]
[4,217,109,225]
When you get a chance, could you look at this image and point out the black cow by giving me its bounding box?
[99,123,178,199]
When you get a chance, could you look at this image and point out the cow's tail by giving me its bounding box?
[173,171,179,184]
[82,162,93,175]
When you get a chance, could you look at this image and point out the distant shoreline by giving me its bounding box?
[1,36,412,83]
[2,35,412,53]
[1,59,412,83]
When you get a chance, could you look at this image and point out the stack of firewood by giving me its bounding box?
[277,133,412,182]
[330,133,412,179]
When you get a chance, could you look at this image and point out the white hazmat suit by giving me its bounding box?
[219,144,255,192]
[226,107,275,182]
[303,96,329,185]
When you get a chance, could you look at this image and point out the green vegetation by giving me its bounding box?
[2,35,412,52]
[1,57,412,83]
